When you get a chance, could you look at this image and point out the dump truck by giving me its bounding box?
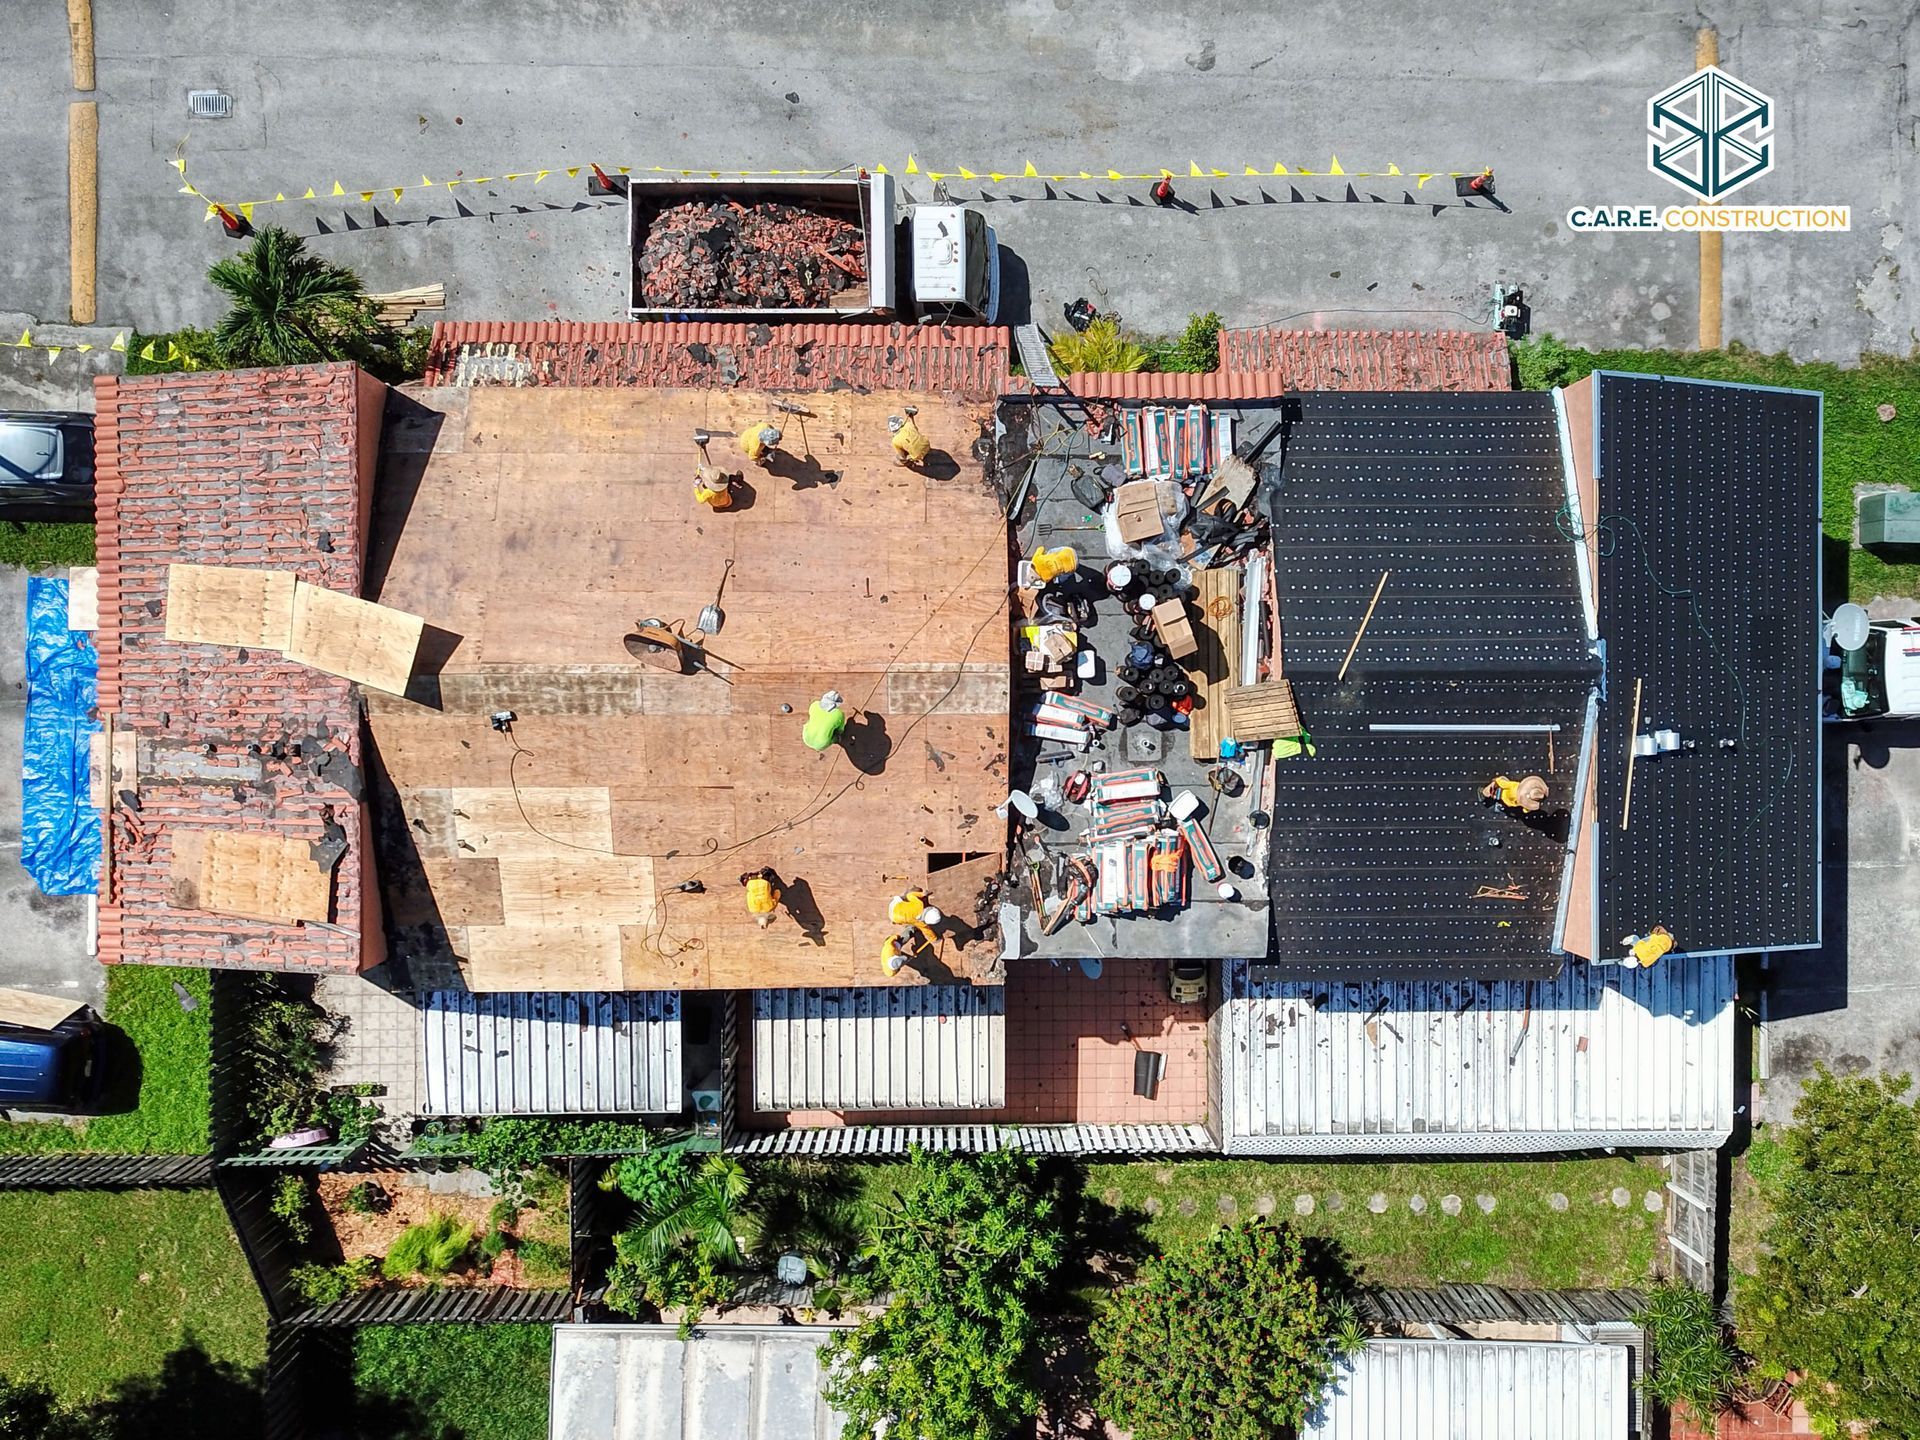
[625,173,999,324]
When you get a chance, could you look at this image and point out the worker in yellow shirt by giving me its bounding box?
[802,690,849,752]
[888,408,931,469]
[738,423,782,468]
[886,889,942,949]
[693,462,735,510]
[1480,773,1550,813]
[740,867,782,930]
[880,926,934,977]
[1618,925,1675,968]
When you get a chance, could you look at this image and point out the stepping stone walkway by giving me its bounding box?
[1611,1187,1632,1208]
[1143,1197,1163,1215]
[1325,1191,1345,1213]
[1440,1194,1462,1216]
[1253,1194,1276,1216]
[1549,1192,1570,1212]
[1101,1189,1121,1208]
[1476,1193,1497,1214]
[1409,1194,1428,1214]
[1216,1194,1238,1216]
[1644,1190,1664,1213]
[1368,1193,1388,1214]
[1177,1197,1197,1216]
[1153,1166,1174,1184]
[1294,1193,1314,1216]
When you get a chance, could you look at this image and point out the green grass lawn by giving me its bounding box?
[1514,336,1920,604]
[0,1189,265,1405]
[0,966,212,1154]
[0,522,93,570]
[352,1324,552,1440]
[1086,1157,1662,1289]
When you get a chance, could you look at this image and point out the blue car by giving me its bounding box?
[0,1010,107,1113]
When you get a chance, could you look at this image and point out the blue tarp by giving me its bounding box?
[21,576,101,895]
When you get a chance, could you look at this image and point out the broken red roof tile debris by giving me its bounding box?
[638,198,867,310]
[423,320,1011,399]
[91,363,388,975]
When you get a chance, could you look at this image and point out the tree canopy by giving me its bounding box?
[1739,1067,1920,1437]
[1092,1217,1357,1440]
[824,1149,1070,1440]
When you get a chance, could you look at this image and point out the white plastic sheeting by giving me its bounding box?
[420,990,683,1116]
[550,1325,845,1440]
[752,985,1004,1111]
[1299,1340,1630,1440]
[1215,954,1734,1153]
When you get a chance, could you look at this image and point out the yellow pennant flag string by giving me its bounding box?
[10,329,126,361]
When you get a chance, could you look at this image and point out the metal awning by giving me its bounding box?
[752,985,1004,1112]
[421,990,683,1116]
[1299,1340,1630,1440]
[1215,954,1734,1153]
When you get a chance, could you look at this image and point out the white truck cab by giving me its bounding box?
[1834,616,1920,719]
[909,205,1000,324]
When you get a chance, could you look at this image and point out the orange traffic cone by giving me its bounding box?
[213,204,252,239]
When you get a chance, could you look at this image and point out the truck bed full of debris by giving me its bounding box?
[638,198,867,310]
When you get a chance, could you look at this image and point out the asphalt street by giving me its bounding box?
[0,0,1914,361]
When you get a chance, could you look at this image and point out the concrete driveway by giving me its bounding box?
[2,0,1915,358]
[0,566,100,1009]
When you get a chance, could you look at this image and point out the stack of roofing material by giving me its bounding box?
[1121,405,1231,481]
[1025,693,1116,746]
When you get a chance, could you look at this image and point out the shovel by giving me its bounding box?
[697,559,732,635]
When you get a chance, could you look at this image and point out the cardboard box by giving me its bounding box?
[1152,598,1199,659]
[1113,481,1164,543]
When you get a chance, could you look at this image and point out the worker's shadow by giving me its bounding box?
[901,945,964,985]
[768,451,841,490]
[916,451,962,482]
[721,476,760,513]
[781,877,827,947]
[841,712,892,775]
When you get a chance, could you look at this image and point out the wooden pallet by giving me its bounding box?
[1187,566,1241,760]
[1227,679,1302,741]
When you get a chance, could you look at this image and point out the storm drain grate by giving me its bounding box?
[187,90,234,119]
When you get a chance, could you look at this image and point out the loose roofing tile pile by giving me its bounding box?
[423,320,1011,399]
[1054,328,1511,400]
[92,363,386,973]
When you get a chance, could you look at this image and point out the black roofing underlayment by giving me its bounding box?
[1592,374,1821,954]
[1266,393,1594,977]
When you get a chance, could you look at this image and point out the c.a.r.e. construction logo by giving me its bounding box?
[1567,65,1849,233]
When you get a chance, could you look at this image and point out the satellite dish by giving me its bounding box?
[1831,603,1871,652]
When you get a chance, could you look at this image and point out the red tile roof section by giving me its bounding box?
[92,363,380,974]
[1049,328,1512,399]
[423,320,1011,399]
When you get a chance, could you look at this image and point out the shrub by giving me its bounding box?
[268,1174,313,1246]
[425,1117,653,1175]
[517,1238,571,1288]
[1091,1218,1356,1440]
[381,1214,475,1281]
[604,1232,734,1332]
[1047,317,1148,374]
[343,1181,388,1216]
[235,984,377,1149]
[604,1152,753,1329]
[826,1149,1070,1440]
[1637,1282,1737,1418]
[207,226,398,371]
[291,1256,378,1307]
[1738,1067,1920,1438]
[1147,311,1223,373]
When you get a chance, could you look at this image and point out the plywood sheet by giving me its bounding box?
[419,858,506,926]
[463,924,623,990]
[67,566,98,631]
[1227,680,1302,741]
[496,855,657,926]
[168,828,207,908]
[286,582,425,696]
[164,563,296,649]
[450,786,614,857]
[197,829,332,923]
[1189,566,1241,761]
[0,987,87,1030]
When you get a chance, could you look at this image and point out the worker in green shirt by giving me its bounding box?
[802,690,848,752]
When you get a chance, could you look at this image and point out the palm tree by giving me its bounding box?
[206,227,393,368]
[637,1155,753,1264]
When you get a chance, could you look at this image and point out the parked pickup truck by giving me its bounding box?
[1833,614,1920,719]
[626,173,998,324]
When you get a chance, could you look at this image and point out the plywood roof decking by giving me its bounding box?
[365,385,1009,992]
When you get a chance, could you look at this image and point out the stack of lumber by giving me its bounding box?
[368,284,445,326]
